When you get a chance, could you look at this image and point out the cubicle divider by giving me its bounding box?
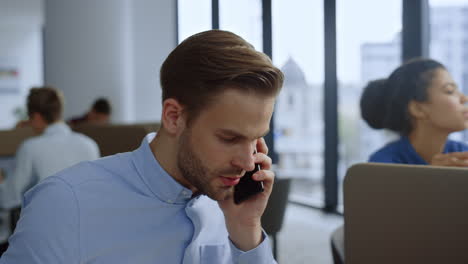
[0,123,161,158]
[72,123,160,157]
[0,128,36,157]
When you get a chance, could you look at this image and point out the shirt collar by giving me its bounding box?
[131,133,193,204]
[43,122,72,135]
[401,136,428,165]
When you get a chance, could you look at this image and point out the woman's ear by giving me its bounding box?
[161,98,186,135]
[408,100,428,120]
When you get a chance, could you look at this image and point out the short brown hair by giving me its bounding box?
[27,86,64,124]
[160,30,284,124]
[92,98,112,115]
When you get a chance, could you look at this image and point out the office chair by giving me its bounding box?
[261,178,291,260]
[330,225,345,264]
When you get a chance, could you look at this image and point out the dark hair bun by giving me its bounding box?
[360,78,388,129]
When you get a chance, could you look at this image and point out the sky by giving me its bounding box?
[179,0,468,84]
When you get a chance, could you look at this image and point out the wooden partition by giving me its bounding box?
[0,123,160,158]
[72,123,160,157]
[0,128,35,157]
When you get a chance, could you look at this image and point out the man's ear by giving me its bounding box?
[30,112,43,123]
[161,98,186,135]
[408,100,428,120]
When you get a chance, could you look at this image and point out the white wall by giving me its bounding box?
[44,0,177,123]
[44,0,134,122]
[0,0,44,129]
[132,0,177,123]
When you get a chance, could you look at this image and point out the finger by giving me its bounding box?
[253,169,275,194]
[434,155,468,167]
[446,151,468,159]
[448,157,468,167]
[431,154,444,163]
[432,153,457,166]
[253,152,272,170]
[256,137,269,155]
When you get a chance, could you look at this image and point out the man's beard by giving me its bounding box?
[177,130,234,201]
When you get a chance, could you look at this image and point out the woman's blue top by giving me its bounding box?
[369,136,468,164]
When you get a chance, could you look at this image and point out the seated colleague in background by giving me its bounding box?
[0,30,283,263]
[361,58,468,165]
[68,97,112,126]
[1,87,100,208]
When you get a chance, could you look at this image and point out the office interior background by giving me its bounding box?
[1,0,467,262]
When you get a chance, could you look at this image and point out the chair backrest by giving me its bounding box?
[344,163,468,264]
[73,123,160,157]
[261,178,291,234]
[330,225,345,264]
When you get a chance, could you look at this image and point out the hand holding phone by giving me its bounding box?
[233,150,264,204]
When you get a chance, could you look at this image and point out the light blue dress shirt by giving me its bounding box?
[0,122,100,209]
[0,133,276,263]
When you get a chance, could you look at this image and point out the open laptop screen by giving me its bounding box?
[344,163,468,264]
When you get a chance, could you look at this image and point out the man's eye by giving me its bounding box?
[445,87,456,94]
[221,137,237,143]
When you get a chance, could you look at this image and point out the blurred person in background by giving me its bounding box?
[331,58,468,264]
[0,86,100,251]
[11,87,100,191]
[68,97,112,126]
[361,58,468,166]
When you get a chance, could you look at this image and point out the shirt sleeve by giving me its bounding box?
[88,138,101,159]
[1,142,35,208]
[228,230,277,264]
[458,141,468,152]
[94,142,101,159]
[0,177,80,264]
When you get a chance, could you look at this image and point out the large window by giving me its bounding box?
[219,0,262,51]
[337,0,402,205]
[176,1,414,210]
[177,0,211,43]
[273,0,325,206]
[429,0,468,141]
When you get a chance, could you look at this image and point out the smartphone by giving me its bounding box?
[233,151,264,204]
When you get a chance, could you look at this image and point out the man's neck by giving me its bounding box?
[44,120,63,128]
[149,131,196,192]
[37,120,64,134]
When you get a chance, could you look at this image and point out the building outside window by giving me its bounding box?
[337,0,402,206]
[272,0,325,206]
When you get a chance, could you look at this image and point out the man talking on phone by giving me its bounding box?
[0,30,283,263]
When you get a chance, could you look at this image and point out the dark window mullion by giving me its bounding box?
[212,0,219,29]
[402,0,429,61]
[324,0,338,212]
[261,0,278,164]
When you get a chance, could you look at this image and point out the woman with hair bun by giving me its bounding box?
[360,58,468,166]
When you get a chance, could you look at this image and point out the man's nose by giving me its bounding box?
[232,147,256,172]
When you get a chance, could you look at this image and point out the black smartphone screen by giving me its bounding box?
[233,164,264,204]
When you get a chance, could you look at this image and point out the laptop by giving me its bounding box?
[344,163,468,264]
